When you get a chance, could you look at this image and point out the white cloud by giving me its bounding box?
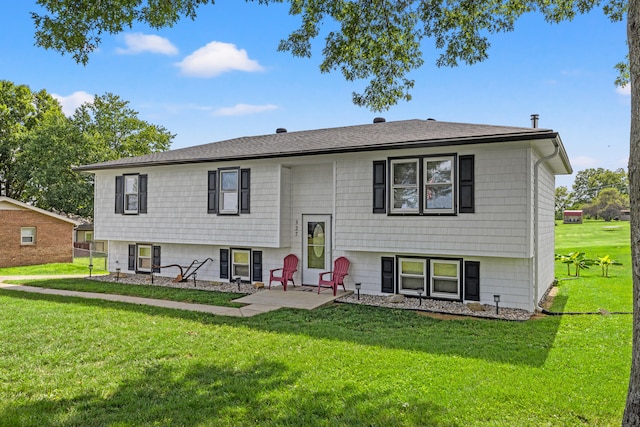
[116,33,178,55]
[176,41,263,77]
[616,85,631,96]
[51,91,94,116]
[212,103,278,117]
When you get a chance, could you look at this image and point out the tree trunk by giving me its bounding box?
[624,0,640,424]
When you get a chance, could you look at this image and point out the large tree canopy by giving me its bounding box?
[71,93,174,162]
[583,187,630,220]
[32,0,627,111]
[572,167,629,205]
[0,81,174,217]
[0,80,64,200]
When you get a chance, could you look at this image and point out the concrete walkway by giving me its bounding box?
[0,276,350,318]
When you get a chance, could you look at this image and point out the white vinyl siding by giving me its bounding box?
[334,144,532,258]
[94,162,280,248]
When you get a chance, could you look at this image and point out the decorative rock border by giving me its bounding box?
[336,293,533,321]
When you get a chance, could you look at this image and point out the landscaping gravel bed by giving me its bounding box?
[90,273,532,321]
[90,273,261,294]
[336,292,533,321]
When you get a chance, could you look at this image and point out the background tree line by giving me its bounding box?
[555,167,629,221]
[0,80,173,218]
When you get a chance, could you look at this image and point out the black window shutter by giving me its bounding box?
[220,248,229,279]
[240,169,250,214]
[464,261,480,301]
[372,161,386,213]
[128,244,136,271]
[152,245,161,273]
[207,171,217,214]
[115,176,124,214]
[459,155,475,213]
[252,250,262,282]
[138,174,148,214]
[381,257,395,293]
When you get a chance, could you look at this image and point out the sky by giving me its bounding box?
[0,1,630,189]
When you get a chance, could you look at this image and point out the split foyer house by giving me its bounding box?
[0,196,79,268]
[76,118,572,312]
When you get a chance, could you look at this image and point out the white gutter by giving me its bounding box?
[533,139,560,310]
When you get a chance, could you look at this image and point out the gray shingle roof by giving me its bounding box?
[75,118,562,171]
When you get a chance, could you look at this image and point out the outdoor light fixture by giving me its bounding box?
[88,263,93,278]
[115,267,121,282]
[355,282,361,300]
[236,276,241,291]
[494,294,501,314]
[418,289,424,306]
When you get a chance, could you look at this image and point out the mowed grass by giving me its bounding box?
[0,258,107,276]
[0,220,633,426]
[553,220,632,313]
[3,278,246,308]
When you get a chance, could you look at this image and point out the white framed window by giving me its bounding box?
[21,227,36,245]
[424,156,454,213]
[137,245,152,272]
[124,175,139,214]
[430,259,461,299]
[391,159,419,213]
[231,249,251,281]
[219,169,239,214]
[398,257,426,295]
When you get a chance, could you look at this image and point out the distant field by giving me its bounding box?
[553,219,631,313]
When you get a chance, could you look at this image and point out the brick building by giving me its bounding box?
[0,197,79,268]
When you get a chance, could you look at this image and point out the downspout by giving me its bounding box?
[533,138,559,311]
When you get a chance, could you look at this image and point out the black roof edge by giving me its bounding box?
[74,130,559,172]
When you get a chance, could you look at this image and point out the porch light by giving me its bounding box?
[418,289,424,306]
[493,294,501,314]
[88,263,93,278]
[355,282,361,300]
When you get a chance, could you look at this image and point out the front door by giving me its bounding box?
[302,215,331,285]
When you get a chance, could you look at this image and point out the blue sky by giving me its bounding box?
[0,2,630,188]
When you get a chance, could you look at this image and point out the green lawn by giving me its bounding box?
[5,278,245,308]
[553,220,632,313]
[0,259,108,276]
[0,222,633,426]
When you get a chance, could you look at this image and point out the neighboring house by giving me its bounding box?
[74,222,108,252]
[0,196,80,268]
[563,210,583,224]
[76,118,572,312]
[621,209,631,221]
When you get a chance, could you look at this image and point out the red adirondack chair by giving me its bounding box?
[269,254,299,291]
[318,256,350,296]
